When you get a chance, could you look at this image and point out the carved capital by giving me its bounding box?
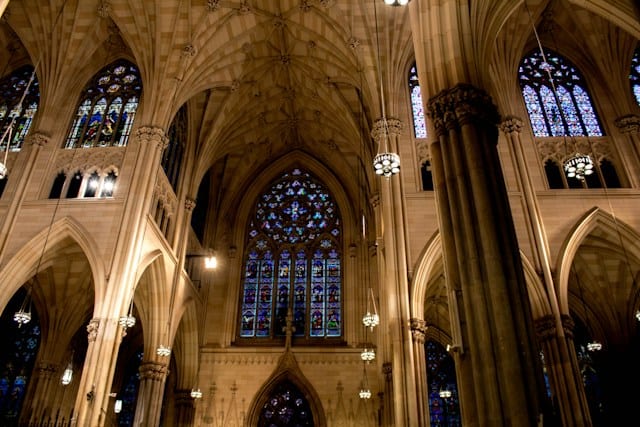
[36,362,58,377]
[369,194,380,209]
[26,132,50,147]
[382,362,392,382]
[185,197,196,211]
[427,84,499,137]
[135,126,169,150]
[560,314,575,339]
[175,389,196,406]
[499,116,524,134]
[534,315,557,341]
[615,114,640,134]
[97,0,111,18]
[87,318,101,342]
[410,318,427,344]
[139,361,169,381]
[371,118,403,144]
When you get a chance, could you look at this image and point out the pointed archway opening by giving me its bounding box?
[257,380,314,427]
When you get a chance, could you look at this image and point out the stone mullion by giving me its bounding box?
[133,361,170,427]
[428,134,478,425]
[410,319,429,427]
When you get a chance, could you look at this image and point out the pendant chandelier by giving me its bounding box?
[13,287,32,326]
[190,388,203,399]
[119,298,136,329]
[359,364,372,399]
[563,153,594,180]
[362,287,379,330]
[383,0,410,5]
[61,360,73,385]
[372,0,400,178]
[157,344,171,357]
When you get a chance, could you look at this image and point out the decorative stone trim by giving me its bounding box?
[139,361,169,381]
[561,314,575,340]
[54,146,125,174]
[135,126,168,150]
[535,137,611,164]
[427,84,500,137]
[410,318,427,344]
[371,118,403,144]
[534,315,556,341]
[87,318,100,342]
[26,132,50,147]
[499,116,524,134]
[615,114,640,134]
[154,172,177,218]
[185,197,196,211]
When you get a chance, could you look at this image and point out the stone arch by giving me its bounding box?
[171,298,200,390]
[246,354,326,427]
[556,207,640,315]
[410,231,442,321]
[0,216,105,314]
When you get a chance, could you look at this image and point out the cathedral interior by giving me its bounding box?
[0,0,639,426]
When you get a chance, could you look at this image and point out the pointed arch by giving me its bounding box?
[246,354,326,427]
[410,232,442,321]
[556,207,640,314]
[170,298,199,390]
[0,217,105,313]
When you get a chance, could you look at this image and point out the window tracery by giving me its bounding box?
[64,60,141,149]
[49,168,118,199]
[239,168,342,341]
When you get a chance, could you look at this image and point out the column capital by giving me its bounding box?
[185,197,196,211]
[410,318,427,344]
[35,361,58,378]
[615,114,640,134]
[139,361,169,381]
[26,131,50,147]
[87,318,101,342]
[534,315,557,341]
[135,126,169,150]
[427,84,500,137]
[382,362,392,382]
[560,314,575,339]
[175,389,196,406]
[371,118,403,144]
[499,116,524,134]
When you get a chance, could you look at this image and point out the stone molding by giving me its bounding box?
[534,315,557,341]
[54,146,125,175]
[615,114,640,134]
[139,361,169,381]
[410,318,427,344]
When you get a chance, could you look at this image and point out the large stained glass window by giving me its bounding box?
[0,288,41,425]
[240,168,342,341]
[409,63,427,139]
[630,46,640,106]
[65,60,141,148]
[518,49,602,137]
[426,340,461,427]
[0,66,39,151]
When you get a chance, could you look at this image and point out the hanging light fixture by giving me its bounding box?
[61,352,74,385]
[114,399,123,414]
[383,0,410,5]
[525,4,594,181]
[190,388,203,399]
[439,388,452,399]
[362,287,379,330]
[13,287,32,327]
[119,297,136,329]
[360,346,376,362]
[372,0,401,178]
[156,344,171,357]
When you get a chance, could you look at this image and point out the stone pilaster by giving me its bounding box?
[133,361,170,426]
[410,318,429,426]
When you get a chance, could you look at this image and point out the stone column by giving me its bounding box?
[133,361,170,427]
[380,362,394,427]
[502,117,591,426]
[426,84,547,427]
[371,118,418,426]
[23,361,58,421]
[615,114,640,188]
[535,315,592,426]
[410,318,430,427]
[174,389,196,426]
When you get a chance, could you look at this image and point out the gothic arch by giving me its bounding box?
[410,232,442,321]
[245,354,326,427]
[0,216,105,313]
[556,207,640,315]
[171,299,200,390]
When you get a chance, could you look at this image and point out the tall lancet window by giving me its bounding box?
[0,65,39,151]
[64,60,142,148]
[518,49,602,137]
[630,45,640,106]
[409,63,427,139]
[239,168,342,341]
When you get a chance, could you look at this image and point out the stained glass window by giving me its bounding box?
[518,49,602,137]
[65,60,141,148]
[409,64,427,139]
[630,46,640,106]
[0,288,41,424]
[240,168,342,341]
[426,340,461,427]
[0,66,39,151]
[258,381,314,427]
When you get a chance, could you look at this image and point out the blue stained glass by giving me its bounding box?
[240,169,341,340]
[408,64,427,138]
[426,340,461,426]
[0,66,39,151]
[630,47,640,106]
[65,60,141,148]
[519,49,603,137]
